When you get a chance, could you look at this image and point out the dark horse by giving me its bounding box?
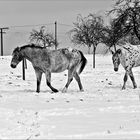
[10,44,87,93]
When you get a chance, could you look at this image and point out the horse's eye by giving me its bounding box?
[112,58,115,63]
[15,54,19,58]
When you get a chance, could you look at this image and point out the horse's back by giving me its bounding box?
[31,47,82,73]
[121,44,140,68]
[48,49,70,73]
[50,48,82,73]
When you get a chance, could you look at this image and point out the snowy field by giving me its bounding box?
[0,54,140,139]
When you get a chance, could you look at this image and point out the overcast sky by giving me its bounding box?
[0,0,115,55]
[0,0,114,27]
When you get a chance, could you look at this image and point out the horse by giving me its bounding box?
[10,44,87,93]
[111,43,140,90]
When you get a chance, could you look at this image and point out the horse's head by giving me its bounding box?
[111,49,121,72]
[10,47,23,68]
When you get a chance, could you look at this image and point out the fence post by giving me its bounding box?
[0,27,9,56]
[93,46,96,68]
[55,21,57,50]
[22,58,27,80]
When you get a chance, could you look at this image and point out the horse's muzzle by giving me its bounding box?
[114,68,118,72]
[10,64,16,68]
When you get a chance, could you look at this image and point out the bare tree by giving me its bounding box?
[70,15,93,54]
[119,31,140,45]
[108,0,140,45]
[100,0,140,52]
[100,18,132,51]
[29,26,56,48]
[70,14,104,68]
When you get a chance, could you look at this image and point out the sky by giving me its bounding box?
[0,0,114,27]
[0,0,115,55]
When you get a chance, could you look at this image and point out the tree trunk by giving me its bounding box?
[93,46,96,68]
[88,46,91,54]
[114,44,116,52]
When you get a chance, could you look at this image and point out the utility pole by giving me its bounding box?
[22,59,27,80]
[55,21,57,50]
[0,27,9,56]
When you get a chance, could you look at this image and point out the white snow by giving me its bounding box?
[0,55,140,139]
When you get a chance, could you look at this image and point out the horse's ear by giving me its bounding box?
[17,46,21,51]
[110,50,114,55]
[117,49,121,54]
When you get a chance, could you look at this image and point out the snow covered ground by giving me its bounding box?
[0,54,140,139]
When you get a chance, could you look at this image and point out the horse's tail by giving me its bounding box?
[78,50,87,74]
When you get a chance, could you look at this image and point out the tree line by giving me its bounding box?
[29,0,140,68]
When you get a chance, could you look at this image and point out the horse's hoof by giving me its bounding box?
[122,87,125,90]
[36,90,40,93]
[81,90,84,92]
[134,86,137,89]
[80,89,84,92]
[53,89,59,93]
[62,87,67,93]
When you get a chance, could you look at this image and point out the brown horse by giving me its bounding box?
[10,44,87,93]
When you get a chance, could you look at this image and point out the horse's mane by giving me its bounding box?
[13,47,20,53]
[21,44,44,50]
[117,43,139,53]
[13,44,44,53]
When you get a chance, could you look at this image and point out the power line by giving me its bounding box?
[7,22,73,29]
[9,23,54,28]
[58,23,73,27]
[0,22,73,29]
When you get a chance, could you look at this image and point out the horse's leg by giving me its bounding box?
[45,71,59,93]
[74,72,84,91]
[129,69,137,89]
[62,69,74,93]
[122,71,128,90]
[35,69,42,93]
